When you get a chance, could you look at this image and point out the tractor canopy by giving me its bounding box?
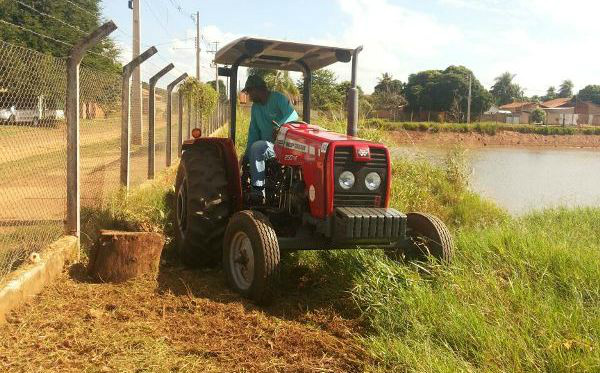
[214,37,355,72]
[213,37,362,143]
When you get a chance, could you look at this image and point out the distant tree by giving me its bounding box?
[0,0,120,73]
[246,68,298,99]
[490,72,524,105]
[179,78,218,119]
[297,69,342,111]
[576,85,600,105]
[530,95,542,103]
[530,108,546,124]
[543,86,557,101]
[558,80,574,98]
[371,73,406,115]
[336,81,364,98]
[373,73,405,95]
[208,79,227,102]
[405,69,441,112]
[404,66,491,120]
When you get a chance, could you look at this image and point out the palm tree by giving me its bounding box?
[558,80,574,98]
[490,72,524,105]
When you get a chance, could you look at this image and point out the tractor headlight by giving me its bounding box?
[365,172,381,191]
[338,171,355,190]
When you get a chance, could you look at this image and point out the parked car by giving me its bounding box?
[0,106,16,124]
[0,106,64,126]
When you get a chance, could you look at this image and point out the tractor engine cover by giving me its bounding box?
[274,122,391,219]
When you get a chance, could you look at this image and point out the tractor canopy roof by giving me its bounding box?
[214,37,355,72]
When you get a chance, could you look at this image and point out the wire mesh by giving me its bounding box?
[78,65,121,210]
[0,41,67,280]
[0,39,229,281]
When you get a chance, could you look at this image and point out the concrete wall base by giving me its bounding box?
[0,235,79,323]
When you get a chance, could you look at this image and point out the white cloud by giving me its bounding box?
[439,0,600,93]
[312,0,462,92]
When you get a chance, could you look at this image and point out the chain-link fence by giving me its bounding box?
[0,39,229,282]
[0,41,68,281]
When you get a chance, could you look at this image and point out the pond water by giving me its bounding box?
[392,146,600,215]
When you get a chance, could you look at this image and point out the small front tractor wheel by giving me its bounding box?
[388,212,454,263]
[223,210,280,304]
[174,143,230,267]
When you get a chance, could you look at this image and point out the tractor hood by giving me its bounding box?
[277,121,368,145]
[274,121,391,219]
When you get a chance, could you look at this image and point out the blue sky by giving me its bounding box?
[101,0,600,94]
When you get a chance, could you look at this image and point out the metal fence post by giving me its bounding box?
[66,21,117,237]
[148,63,174,179]
[178,93,183,156]
[120,46,157,189]
[166,73,188,165]
[187,97,192,140]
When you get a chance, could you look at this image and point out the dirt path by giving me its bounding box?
[392,130,600,148]
[0,262,369,373]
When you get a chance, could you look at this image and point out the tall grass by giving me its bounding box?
[296,116,600,372]
[350,207,600,373]
[94,111,600,372]
[79,168,177,253]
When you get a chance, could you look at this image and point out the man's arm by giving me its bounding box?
[274,92,299,125]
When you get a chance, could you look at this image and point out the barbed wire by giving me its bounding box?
[60,0,98,20]
[0,19,117,62]
[14,0,88,35]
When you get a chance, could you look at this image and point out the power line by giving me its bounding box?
[145,1,178,41]
[164,0,195,25]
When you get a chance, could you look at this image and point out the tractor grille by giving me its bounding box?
[333,146,388,208]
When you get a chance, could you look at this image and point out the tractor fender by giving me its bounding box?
[182,138,243,212]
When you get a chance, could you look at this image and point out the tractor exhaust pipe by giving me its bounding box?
[347,46,363,137]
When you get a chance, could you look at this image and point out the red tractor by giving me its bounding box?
[174,38,454,303]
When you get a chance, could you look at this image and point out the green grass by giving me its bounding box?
[288,116,600,372]
[80,167,177,254]
[88,110,600,372]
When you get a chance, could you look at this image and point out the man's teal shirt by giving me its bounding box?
[245,91,298,154]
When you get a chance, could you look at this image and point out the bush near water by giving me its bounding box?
[363,118,600,136]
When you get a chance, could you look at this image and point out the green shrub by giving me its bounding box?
[418,122,430,132]
[530,108,546,124]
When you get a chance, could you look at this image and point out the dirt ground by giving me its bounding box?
[0,260,370,373]
[392,130,600,148]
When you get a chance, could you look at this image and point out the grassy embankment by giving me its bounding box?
[362,118,600,136]
[84,114,600,372]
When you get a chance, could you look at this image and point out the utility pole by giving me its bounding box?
[212,42,220,126]
[196,11,200,80]
[467,73,472,123]
[131,0,143,145]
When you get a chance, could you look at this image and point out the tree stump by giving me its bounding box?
[87,230,165,283]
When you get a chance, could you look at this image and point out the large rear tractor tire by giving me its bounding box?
[388,212,454,264]
[174,144,231,267]
[223,210,280,304]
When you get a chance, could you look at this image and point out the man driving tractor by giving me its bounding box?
[242,74,298,202]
